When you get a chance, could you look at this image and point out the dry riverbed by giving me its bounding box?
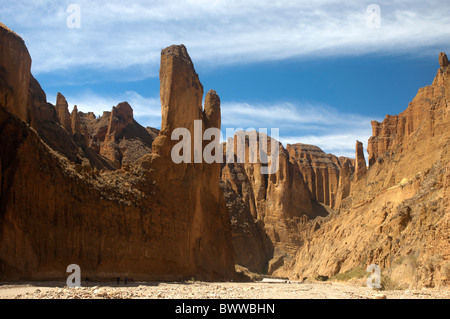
[0,280,449,299]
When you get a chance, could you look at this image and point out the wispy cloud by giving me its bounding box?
[2,0,450,77]
[221,101,377,158]
[280,134,373,159]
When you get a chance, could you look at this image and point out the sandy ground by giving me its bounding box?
[0,280,449,299]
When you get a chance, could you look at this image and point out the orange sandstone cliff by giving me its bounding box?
[1,22,448,288]
[275,53,450,288]
[286,144,355,209]
[0,25,235,281]
[220,133,318,274]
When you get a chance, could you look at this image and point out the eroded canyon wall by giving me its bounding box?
[220,133,315,273]
[0,25,235,281]
[276,53,450,288]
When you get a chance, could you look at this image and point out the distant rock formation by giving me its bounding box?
[52,92,158,169]
[286,143,354,209]
[71,105,81,135]
[99,102,145,167]
[221,133,315,273]
[439,52,449,68]
[55,93,72,134]
[354,140,367,181]
[203,90,221,129]
[221,139,359,274]
[0,25,235,281]
[334,156,354,209]
[220,180,274,274]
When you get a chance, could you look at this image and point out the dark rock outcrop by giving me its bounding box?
[55,93,72,134]
[0,23,33,125]
[220,180,273,273]
[439,52,449,68]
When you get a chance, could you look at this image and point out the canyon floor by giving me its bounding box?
[0,280,449,299]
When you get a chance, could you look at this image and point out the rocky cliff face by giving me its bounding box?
[334,156,354,210]
[0,26,235,281]
[136,44,235,279]
[220,179,274,274]
[55,93,72,134]
[367,52,450,171]
[276,53,450,288]
[220,134,315,274]
[95,101,156,168]
[221,136,360,274]
[1,22,448,288]
[354,140,367,181]
[439,52,449,68]
[286,144,355,209]
[0,23,33,125]
[53,93,157,169]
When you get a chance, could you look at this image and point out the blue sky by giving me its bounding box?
[1,0,449,157]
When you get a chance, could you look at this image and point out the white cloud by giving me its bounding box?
[221,100,377,158]
[221,101,372,127]
[2,0,449,76]
[280,133,372,159]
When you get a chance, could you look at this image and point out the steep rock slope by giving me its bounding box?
[276,53,450,288]
[286,144,355,209]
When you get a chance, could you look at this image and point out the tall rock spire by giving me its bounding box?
[355,140,367,181]
[439,52,449,68]
[203,90,221,130]
[55,92,72,134]
[71,105,81,135]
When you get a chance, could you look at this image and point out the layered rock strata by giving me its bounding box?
[286,144,355,209]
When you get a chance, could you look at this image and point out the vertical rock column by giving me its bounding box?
[100,102,134,167]
[55,93,72,134]
[355,140,367,181]
[149,44,235,279]
[439,52,449,69]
